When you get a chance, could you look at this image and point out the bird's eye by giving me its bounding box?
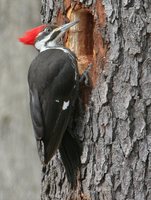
[45,27,51,33]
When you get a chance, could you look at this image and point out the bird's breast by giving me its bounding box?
[28,49,78,94]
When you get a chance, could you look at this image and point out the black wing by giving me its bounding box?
[28,49,79,164]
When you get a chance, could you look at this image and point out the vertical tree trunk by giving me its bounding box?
[40,0,151,199]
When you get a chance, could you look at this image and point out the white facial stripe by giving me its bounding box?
[62,101,70,110]
[35,29,64,51]
[35,34,51,50]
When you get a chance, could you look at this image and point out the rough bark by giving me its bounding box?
[40,0,151,200]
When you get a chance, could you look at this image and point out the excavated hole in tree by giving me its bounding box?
[66,9,94,104]
[66,9,94,75]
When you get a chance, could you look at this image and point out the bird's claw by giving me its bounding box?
[80,63,93,86]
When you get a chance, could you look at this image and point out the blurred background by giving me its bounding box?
[0,0,42,199]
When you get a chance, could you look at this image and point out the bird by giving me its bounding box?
[18,20,82,187]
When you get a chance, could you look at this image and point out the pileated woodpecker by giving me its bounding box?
[19,21,82,187]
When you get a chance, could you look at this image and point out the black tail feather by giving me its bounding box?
[59,130,82,188]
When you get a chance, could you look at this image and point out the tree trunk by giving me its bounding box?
[40,0,151,199]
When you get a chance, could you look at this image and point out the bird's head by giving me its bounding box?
[19,20,79,52]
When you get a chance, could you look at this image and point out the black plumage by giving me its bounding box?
[28,48,82,186]
[17,20,83,187]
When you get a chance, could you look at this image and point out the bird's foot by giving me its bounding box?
[80,63,93,86]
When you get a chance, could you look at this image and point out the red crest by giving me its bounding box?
[18,24,46,45]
